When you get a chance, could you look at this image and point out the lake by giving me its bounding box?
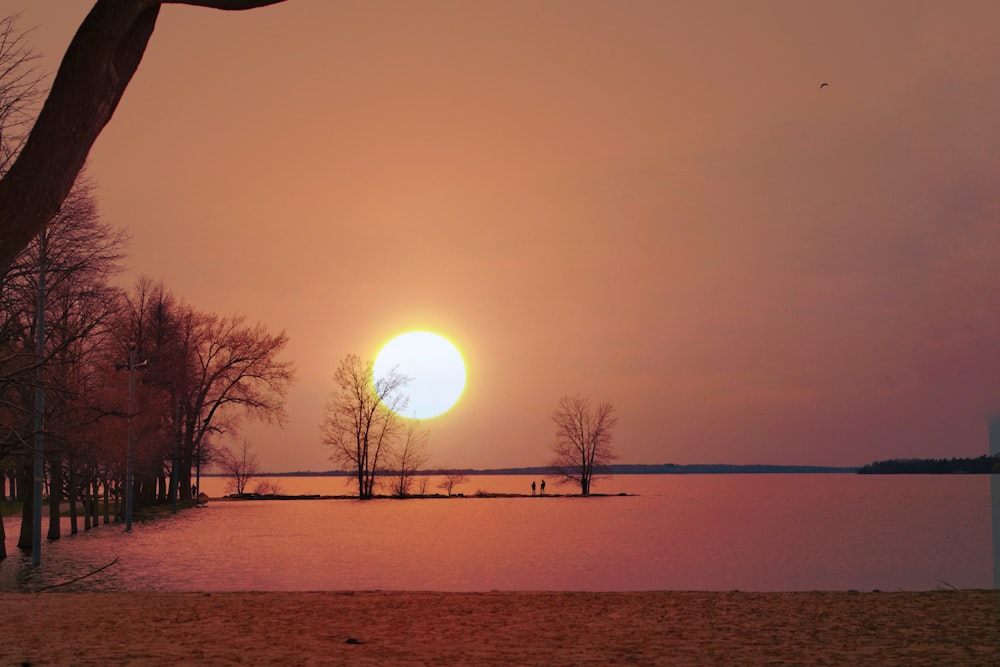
[1,474,994,592]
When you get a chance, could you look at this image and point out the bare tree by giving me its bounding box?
[110,284,295,506]
[0,0,287,270]
[438,471,467,496]
[1,177,128,552]
[385,419,429,498]
[321,354,409,499]
[0,14,44,176]
[175,312,295,502]
[549,394,619,496]
[0,14,46,558]
[216,437,259,496]
[252,477,281,495]
[111,277,185,506]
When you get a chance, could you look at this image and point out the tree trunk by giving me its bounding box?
[69,491,78,535]
[139,475,157,508]
[178,444,193,502]
[103,479,110,524]
[92,480,100,527]
[17,464,32,551]
[133,475,144,512]
[0,501,6,560]
[47,458,62,541]
[167,456,177,501]
[181,461,193,502]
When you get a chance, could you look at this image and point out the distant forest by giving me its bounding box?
[857,455,1000,474]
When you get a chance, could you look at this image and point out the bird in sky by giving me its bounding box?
[820,82,829,88]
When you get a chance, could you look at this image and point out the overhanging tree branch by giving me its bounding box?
[0,0,287,270]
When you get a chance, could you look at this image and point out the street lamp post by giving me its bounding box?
[31,228,47,566]
[125,342,137,532]
[117,342,146,532]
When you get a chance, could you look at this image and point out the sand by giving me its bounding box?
[3,590,998,666]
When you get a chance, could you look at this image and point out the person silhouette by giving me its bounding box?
[531,480,536,496]
[540,479,546,495]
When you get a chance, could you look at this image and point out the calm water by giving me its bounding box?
[1,474,993,592]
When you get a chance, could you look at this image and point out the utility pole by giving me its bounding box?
[990,417,1000,590]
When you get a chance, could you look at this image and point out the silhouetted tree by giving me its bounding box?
[321,354,409,499]
[549,394,619,496]
[216,437,259,495]
[385,419,429,498]
[0,0,286,270]
[438,471,466,496]
[111,278,186,508]
[1,177,127,552]
[0,12,45,559]
[176,313,294,501]
[0,14,44,176]
[109,280,295,508]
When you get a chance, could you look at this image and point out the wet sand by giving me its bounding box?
[4,590,998,665]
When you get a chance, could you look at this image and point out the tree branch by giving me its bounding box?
[164,0,285,8]
[0,0,287,270]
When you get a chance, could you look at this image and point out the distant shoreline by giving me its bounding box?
[203,464,860,478]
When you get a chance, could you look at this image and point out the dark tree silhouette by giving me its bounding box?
[0,0,286,270]
[549,394,619,496]
[1,178,127,554]
[111,280,295,506]
[386,419,429,498]
[321,354,409,499]
[217,438,260,495]
[437,471,466,496]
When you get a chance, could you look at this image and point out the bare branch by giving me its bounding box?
[549,394,619,495]
[164,0,285,8]
[0,0,287,269]
[321,354,410,499]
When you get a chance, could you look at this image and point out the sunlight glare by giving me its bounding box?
[374,331,466,419]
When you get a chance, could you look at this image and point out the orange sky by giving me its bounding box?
[3,1,1000,472]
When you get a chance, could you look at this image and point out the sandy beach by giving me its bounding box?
[3,590,998,666]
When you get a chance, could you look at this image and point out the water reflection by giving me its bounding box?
[1,475,993,592]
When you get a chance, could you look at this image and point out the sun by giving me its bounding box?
[373,331,466,419]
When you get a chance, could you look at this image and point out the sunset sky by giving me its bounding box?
[3,1,999,472]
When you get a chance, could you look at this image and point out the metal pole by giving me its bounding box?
[31,228,46,566]
[989,417,1000,590]
[125,342,136,532]
[196,425,203,502]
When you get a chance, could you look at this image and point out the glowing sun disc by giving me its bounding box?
[374,331,466,419]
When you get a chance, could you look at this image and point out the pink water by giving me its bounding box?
[2,475,993,592]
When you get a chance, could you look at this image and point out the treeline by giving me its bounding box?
[0,15,297,562]
[0,14,292,561]
[857,455,1000,474]
[0,179,295,559]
